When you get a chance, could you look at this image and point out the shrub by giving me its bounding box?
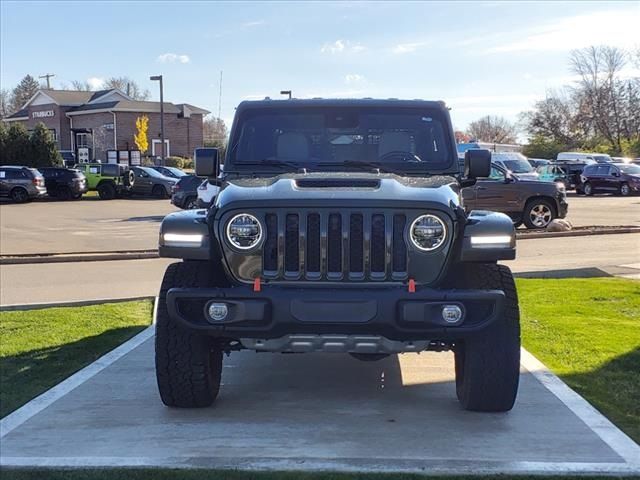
[164,156,185,168]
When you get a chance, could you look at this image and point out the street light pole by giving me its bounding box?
[150,75,165,165]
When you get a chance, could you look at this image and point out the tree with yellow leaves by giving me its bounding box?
[134,115,149,153]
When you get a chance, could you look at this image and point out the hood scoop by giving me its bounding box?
[295,178,381,189]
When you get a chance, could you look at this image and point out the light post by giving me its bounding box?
[150,75,165,165]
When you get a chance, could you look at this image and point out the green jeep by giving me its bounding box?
[74,163,135,200]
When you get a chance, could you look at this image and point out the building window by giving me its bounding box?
[76,133,89,148]
[152,139,170,157]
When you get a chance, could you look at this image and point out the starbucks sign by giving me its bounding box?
[32,110,55,119]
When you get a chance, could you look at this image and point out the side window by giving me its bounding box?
[488,167,506,180]
[595,165,609,175]
[89,166,100,174]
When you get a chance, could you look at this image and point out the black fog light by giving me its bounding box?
[441,305,463,324]
[207,302,229,323]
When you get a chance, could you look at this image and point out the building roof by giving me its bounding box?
[67,100,210,116]
[5,108,28,120]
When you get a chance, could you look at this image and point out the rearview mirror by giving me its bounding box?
[464,149,492,179]
[194,148,219,177]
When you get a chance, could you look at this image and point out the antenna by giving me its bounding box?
[218,70,223,119]
[39,73,55,89]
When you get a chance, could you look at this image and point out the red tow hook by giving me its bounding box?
[253,277,262,292]
[408,279,416,293]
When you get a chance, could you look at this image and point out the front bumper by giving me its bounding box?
[166,285,505,342]
[557,195,569,218]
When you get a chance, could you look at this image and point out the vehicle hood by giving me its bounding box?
[215,172,462,213]
[513,172,539,181]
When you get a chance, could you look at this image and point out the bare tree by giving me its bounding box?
[203,116,228,145]
[70,80,92,91]
[104,77,150,100]
[520,89,584,147]
[467,115,518,144]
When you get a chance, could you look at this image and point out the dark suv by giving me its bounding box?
[580,163,640,196]
[462,164,568,229]
[170,174,201,209]
[155,99,522,413]
[0,166,47,202]
[40,167,88,200]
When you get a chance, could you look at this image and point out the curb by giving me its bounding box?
[0,296,155,312]
[516,226,640,240]
[0,251,159,265]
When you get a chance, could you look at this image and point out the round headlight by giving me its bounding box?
[409,214,447,251]
[226,213,262,250]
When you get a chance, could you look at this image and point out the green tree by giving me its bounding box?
[29,122,62,167]
[3,123,30,165]
[10,75,40,113]
[0,122,8,163]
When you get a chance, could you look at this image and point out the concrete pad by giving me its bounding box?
[2,331,639,475]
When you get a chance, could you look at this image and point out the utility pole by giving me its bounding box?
[218,70,223,119]
[150,75,165,165]
[39,73,55,89]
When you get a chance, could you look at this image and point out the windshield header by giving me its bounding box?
[226,106,456,174]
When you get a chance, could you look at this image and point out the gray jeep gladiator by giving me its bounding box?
[156,99,520,412]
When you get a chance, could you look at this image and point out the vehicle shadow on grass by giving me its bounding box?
[0,326,147,418]
[560,347,640,444]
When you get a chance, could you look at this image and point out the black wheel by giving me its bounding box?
[619,183,630,196]
[523,198,555,229]
[72,193,83,200]
[97,182,116,200]
[155,262,223,408]
[57,186,72,201]
[10,187,29,203]
[153,184,167,199]
[583,182,593,196]
[185,196,198,209]
[451,264,520,412]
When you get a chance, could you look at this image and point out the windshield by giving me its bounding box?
[594,155,612,162]
[619,164,640,174]
[166,167,187,177]
[228,106,454,172]
[139,167,165,178]
[492,153,533,173]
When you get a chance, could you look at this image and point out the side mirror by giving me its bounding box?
[612,171,620,177]
[464,149,492,179]
[194,148,219,177]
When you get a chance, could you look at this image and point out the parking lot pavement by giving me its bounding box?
[2,337,638,474]
[1,194,639,256]
[0,197,177,255]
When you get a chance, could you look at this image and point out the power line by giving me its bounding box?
[39,73,55,89]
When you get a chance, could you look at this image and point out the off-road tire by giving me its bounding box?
[452,263,520,412]
[10,187,29,203]
[523,198,555,229]
[153,184,167,199]
[155,261,223,408]
[97,182,116,200]
[583,182,593,196]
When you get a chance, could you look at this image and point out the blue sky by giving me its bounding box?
[1,1,638,132]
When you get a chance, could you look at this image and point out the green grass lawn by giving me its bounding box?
[0,300,153,418]
[517,277,640,443]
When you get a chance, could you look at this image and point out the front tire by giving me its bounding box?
[619,183,630,196]
[153,185,167,199]
[97,182,116,200]
[583,182,593,196]
[155,262,223,408]
[523,198,555,229]
[452,264,520,412]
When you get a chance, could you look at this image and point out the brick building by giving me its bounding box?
[3,89,209,161]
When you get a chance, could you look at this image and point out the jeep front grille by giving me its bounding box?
[262,211,408,281]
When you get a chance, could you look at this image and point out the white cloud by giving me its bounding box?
[157,52,190,64]
[485,8,639,54]
[344,74,365,85]
[321,40,365,54]
[392,41,429,54]
[87,77,104,89]
[243,20,265,28]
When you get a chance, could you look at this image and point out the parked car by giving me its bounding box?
[0,166,47,203]
[150,166,189,179]
[461,163,568,228]
[59,150,77,167]
[75,163,135,200]
[490,152,539,180]
[170,175,202,209]
[556,152,611,164]
[527,158,550,168]
[131,166,177,199]
[39,167,87,200]
[580,163,640,196]
[537,161,587,191]
[196,178,220,208]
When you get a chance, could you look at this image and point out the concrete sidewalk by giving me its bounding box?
[2,333,638,475]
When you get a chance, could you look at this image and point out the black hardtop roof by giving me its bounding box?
[236,98,448,111]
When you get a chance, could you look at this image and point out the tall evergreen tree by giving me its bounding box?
[30,122,62,167]
[10,75,41,113]
[3,123,30,165]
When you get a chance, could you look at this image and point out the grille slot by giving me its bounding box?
[264,210,408,281]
